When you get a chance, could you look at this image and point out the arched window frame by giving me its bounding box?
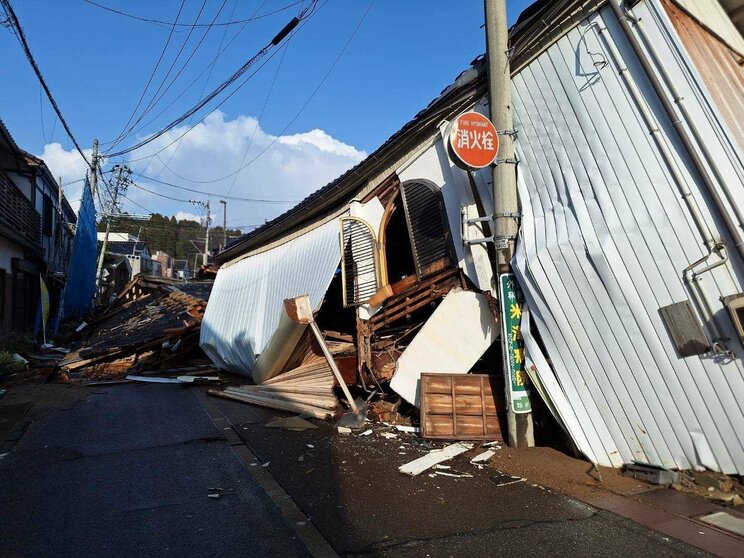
[339,216,381,308]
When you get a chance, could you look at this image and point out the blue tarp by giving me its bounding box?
[61,178,97,320]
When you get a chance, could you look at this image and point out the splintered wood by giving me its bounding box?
[209,361,338,419]
[420,373,503,441]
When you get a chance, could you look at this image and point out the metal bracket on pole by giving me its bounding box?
[463,233,517,247]
[497,128,519,139]
[495,157,519,165]
[494,211,522,218]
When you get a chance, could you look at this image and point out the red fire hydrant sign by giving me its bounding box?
[447,111,499,169]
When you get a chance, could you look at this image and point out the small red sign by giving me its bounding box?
[448,111,499,169]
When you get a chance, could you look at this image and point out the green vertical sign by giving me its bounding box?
[499,273,531,413]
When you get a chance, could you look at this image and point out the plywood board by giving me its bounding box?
[389,289,499,406]
[420,373,503,441]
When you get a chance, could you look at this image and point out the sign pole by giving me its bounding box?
[485,0,534,448]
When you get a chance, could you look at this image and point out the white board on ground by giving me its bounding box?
[398,443,473,476]
[389,288,499,406]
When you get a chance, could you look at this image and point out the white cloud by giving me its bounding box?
[36,112,367,229]
[174,211,203,223]
[37,143,93,214]
[123,111,366,227]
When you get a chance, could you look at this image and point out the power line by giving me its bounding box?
[131,173,300,204]
[105,0,319,158]
[106,0,215,152]
[102,0,269,155]
[159,30,289,190]
[1,0,90,167]
[107,4,318,167]
[82,0,304,28]
[129,181,193,204]
[103,0,187,149]
[146,0,242,182]
[152,0,373,186]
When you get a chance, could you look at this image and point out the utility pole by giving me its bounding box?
[132,225,144,255]
[89,139,99,198]
[485,0,534,448]
[190,199,211,267]
[219,199,227,250]
[204,200,211,266]
[95,164,131,302]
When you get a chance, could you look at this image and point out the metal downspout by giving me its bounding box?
[608,0,744,262]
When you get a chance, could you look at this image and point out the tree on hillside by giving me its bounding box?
[97,214,244,260]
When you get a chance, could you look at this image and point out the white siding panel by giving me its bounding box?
[513,5,744,473]
[200,217,343,376]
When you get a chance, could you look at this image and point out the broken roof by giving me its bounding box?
[217,0,596,264]
[104,240,149,256]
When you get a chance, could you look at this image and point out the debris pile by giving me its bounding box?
[209,361,337,420]
[672,469,744,507]
[208,295,357,418]
[55,276,214,383]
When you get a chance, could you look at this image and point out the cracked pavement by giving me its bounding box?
[0,383,714,557]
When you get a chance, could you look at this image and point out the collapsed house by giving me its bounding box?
[57,275,214,382]
[202,0,744,475]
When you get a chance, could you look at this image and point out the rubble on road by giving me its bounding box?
[55,276,212,383]
[398,442,474,476]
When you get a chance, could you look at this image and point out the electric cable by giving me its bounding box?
[82,0,304,28]
[105,0,319,158]
[102,0,271,153]
[150,0,373,185]
[1,0,90,167]
[106,0,215,152]
[133,173,300,203]
[104,0,186,150]
[146,0,241,182]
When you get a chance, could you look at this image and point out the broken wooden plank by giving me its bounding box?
[398,443,473,476]
[223,387,338,410]
[208,389,334,420]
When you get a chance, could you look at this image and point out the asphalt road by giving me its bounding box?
[0,383,713,557]
[0,383,309,558]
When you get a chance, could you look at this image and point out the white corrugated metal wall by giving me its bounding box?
[511,1,744,473]
[200,217,343,376]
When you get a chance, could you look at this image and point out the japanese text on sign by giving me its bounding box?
[499,273,531,413]
[448,111,499,169]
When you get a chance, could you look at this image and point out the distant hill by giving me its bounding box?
[98,213,244,261]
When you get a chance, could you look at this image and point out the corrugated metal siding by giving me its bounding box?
[512,3,744,473]
[200,217,343,376]
[663,0,744,151]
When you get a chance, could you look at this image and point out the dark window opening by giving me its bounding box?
[384,204,417,284]
[400,181,453,278]
[316,269,356,334]
[42,193,53,236]
[0,269,5,333]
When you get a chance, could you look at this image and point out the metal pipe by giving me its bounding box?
[608,0,744,261]
[596,19,733,352]
[683,245,729,344]
[596,23,717,251]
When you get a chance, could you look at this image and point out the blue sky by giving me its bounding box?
[1,0,532,226]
